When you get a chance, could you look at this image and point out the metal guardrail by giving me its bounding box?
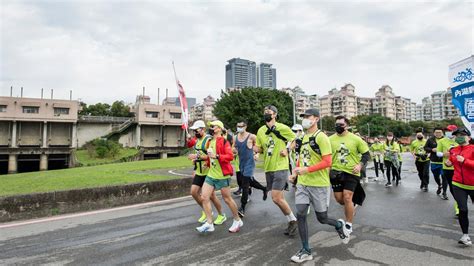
[78,116,133,123]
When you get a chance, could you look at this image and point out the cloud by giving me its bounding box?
[0,0,472,105]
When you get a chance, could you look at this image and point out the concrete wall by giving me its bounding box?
[49,122,71,146]
[0,96,79,122]
[163,126,182,147]
[141,125,161,147]
[18,122,42,146]
[76,123,113,147]
[118,129,135,148]
[0,121,10,146]
[0,178,192,222]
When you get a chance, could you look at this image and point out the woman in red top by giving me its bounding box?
[446,127,474,246]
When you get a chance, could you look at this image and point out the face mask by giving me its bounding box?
[236,127,244,133]
[335,125,345,134]
[445,132,453,138]
[264,113,273,122]
[455,136,467,145]
[195,131,202,138]
[208,128,215,136]
[387,137,393,141]
[416,135,423,140]
[302,118,313,129]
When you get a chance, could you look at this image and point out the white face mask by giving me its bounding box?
[302,118,314,129]
[236,127,244,133]
[445,132,453,139]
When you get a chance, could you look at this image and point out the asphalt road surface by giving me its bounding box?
[1,153,473,265]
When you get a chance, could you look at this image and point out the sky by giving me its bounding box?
[0,0,473,105]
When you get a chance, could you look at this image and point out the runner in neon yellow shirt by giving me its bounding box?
[255,105,297,237]
[329,115,370,244]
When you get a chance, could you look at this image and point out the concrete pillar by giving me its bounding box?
[71,123,77,148]
[40,154,48,171]
[42,122,48,148]
[8,154,17,174]
[11,121,17,148]
[160,153,168,159]
[136,124,141,148]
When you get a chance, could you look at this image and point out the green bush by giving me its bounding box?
[92,138,123,159]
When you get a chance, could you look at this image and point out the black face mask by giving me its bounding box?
[195,132,202,138]
[335,125,345,134]
[208,128,215,136]
[417,135,423,140]
[264,113,273,122]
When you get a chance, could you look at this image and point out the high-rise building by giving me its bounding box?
[225,58,257,89]
[374,85,397,119]
[319,84,358,119]
[258,63,276,89]
[189,95,217,122]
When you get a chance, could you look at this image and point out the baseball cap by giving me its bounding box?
[453,127,471,136]
[190,120,206,130]
[446,125,458,132]
[210,120,225,129]
[291,124,303,131]
[300,108,320,117]
[264,105,278,114]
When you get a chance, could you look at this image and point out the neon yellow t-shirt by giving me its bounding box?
[329,132,369,177]
[437,137,458,170]
[194,137,210,176]
[410,139,429,162]
[207,139,226,180]
[297,130,332,187]
[256,122,296,172]
[383,142,400,162]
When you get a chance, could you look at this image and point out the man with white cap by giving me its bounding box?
[187,120,227,226]
[196,120,243,233]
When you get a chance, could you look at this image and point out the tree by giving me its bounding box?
[78,101,132,117]
[110,101,132,117]
[213,87,294,133]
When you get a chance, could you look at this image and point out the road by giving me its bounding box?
[1,153,473,265]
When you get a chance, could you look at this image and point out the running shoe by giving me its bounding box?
[335,219,348,242]
[196,222,215,233]
[284,221,298,237]
[423,186,428,192]
[385,182,392,187]
[441,194,449,200]
[342,223,353,244]
[373,178,379,182]
[228,219,243,233]
[233,189,242,196]
[214,213,227,225]
[458,235,472,246]
[290,248,313,263]
[198,211,207,223]
[436,186,442,195]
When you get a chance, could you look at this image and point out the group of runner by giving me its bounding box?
[185,105,473,263]
[186,105,370,263]
[409,125,474,246]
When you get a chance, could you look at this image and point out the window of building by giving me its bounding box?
[54,107,69,115]
[170,112,182,119]
[23,106,39,114]
[146,112,159,118]
[0,105,6,112]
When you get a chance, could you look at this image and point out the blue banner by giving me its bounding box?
[451,81,474,123]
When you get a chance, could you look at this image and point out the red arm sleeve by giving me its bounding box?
[186,137,197,148]
[307,154,332,173]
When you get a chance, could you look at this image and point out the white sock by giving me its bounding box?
[463,234,470,238]
[287,212,297,222]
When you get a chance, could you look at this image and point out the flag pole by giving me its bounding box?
[172,61,189,136]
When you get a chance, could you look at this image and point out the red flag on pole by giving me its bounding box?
[177,80,189,130]
[172,62,189,131]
